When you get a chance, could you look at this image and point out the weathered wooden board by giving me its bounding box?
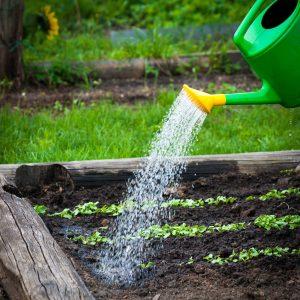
[27,50,248,80]
[0,175,94,300]
[0,151,299,187]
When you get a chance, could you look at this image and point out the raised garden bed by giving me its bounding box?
[0,151,299,299]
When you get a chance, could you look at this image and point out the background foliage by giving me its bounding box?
[25,0,252,30]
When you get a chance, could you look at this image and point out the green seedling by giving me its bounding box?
[50,202,123,219]
[245,195,255,201]
[69,212,299,246]
[97,204,123,216]
[187,256,195,265]
[45,187,300,221]
[280,169,295,176]
[72,231,110,246]
[204,196,237,206]
[254,215,300,231]
[206,222,246,234]
[139,222,246,239]
[259,188,300,201]
[34,204,47,215]
[162,196,237,209]
[49,208,73,219]
[204,246,299,265]
[246,188,300,202]
[73,201,99,216]
[162,199,205,208]
[140,261,155,269]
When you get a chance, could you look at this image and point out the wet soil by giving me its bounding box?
[1,73,259,111]
[27,170,300,300]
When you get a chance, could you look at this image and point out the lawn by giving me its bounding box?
[1,90,299,164]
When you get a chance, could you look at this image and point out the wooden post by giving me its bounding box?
[0,0,24,87]
[0,175,94,300]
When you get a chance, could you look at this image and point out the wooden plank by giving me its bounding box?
[0,151,299,187]
[0,175,94,300]
[27,50,248,81]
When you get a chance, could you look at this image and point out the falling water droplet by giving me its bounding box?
[95,89,207,285]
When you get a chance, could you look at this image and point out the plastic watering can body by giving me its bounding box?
[183,0,300,113]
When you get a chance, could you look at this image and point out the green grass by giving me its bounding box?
[1,90,299,164]
[24,31,234,63]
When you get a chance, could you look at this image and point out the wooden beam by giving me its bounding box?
[0,151,299,187]
[27,50,248,81]
[0,175,94,300]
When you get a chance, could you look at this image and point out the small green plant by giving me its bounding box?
[162,199,205,208]
[254,215,300,231]
[162,196,237,209]
[186,256,195,265]
[204,196,237,206]
[245,188,300,202]
[139,222,246,239]
[97,204,123,216]
[207,223,247,234]
[35,187,300,221]
[140,261,155,269]
[280,169,294,176]
[50,202,123,219]
[259,188,300,201]
[73,201,100,216]
[49,208,73,219]
[72,231,110,246]
[245,195,255,201]
[34,204,47,215]
[204,246,299,265]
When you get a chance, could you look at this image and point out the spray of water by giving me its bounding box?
[95,89,207,285]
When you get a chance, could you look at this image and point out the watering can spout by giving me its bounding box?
[182,84,226,114]
[183,82,281,114]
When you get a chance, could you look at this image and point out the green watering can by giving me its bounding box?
[183,0,300,113]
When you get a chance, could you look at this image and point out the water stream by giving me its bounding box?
[96,89,207,285]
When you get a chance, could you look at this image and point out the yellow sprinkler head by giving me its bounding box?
[182,84,226,113]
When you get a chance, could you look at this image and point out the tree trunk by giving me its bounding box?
[0,0,24,87]
[0,175,94,300]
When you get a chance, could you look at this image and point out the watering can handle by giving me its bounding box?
[234,0,266,44]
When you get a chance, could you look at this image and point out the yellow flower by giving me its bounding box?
[43,5,59,40]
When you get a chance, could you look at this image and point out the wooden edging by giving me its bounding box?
[1,151,299,188]
[0,175,94,300]
[28,50,248,80]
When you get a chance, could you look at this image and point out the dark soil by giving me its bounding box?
[27,170,300,300]
[1,73,259,111]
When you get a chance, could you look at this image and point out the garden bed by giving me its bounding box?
[1,73,258,110]
[25,165,300,299]
[1,152,299,299]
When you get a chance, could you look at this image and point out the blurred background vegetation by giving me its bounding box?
[23,0,253,63]
[25,0,251,30]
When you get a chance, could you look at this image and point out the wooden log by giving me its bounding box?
[15,164,74,196]
[0,151,299,188]
[0,175,94,300]
[27,50,248,81]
